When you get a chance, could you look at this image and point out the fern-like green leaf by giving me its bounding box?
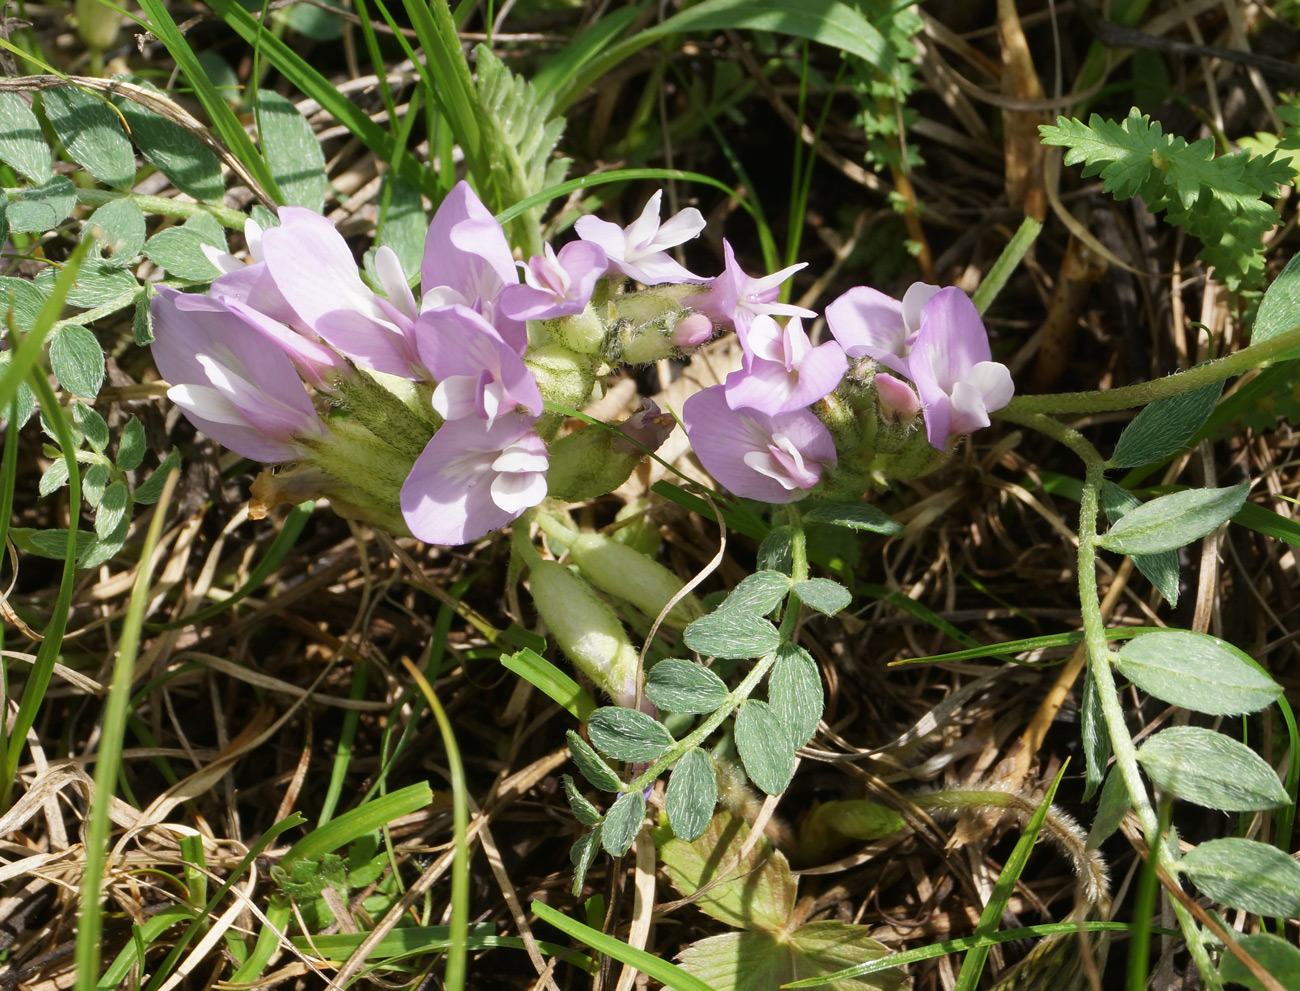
[1041,107,1296,290]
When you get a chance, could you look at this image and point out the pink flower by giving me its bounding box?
[420,181,525,352]
[413,305,543,426]
[824,282,940,376]
[695,240,815,333]
[151,288,325,463]
[723,315,845,416]
[575,189,707,285]
[498,241,607,321]
[907,288,1014,449]
[682,385,836,503]
[400,415,548,545]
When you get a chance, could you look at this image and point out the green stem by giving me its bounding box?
[1000,322,1300,416]
[75,188,247,229]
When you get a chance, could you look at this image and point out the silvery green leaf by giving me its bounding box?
[35,261,138,308]
[38,458,69,497]
[1096,482,1248,555]
[0,93,52,181]
[86,197,146,266]
[21,528,96,560]
[666,748,716,841]
[1086,770,1130,848]
[769,644,822,749]
[43,86,136,189]
[82,462,109,507]
[115,88,225,202]
[72,400,109,450]
[561,774,603,827]
[1101,482,1180,606]
[718,570,792,616]
[95,480,129,539]
[645,658,729,714]
[757,526,793,575]
[792,577,851,616]
[565,729,623,792]
[587,707,674,762]
[0,276,49,334]
[1109,382,1222,468]
[143,226,223,281]
[1252,248,1300,358]
[569,826,601,896]
[1181,838,1300,917]
[803,502,903,535]
[735,700,796,795]
[257,90,330,213]
[1137,726,1288,811]
[684,610,781,660]
[134,450,179,505]
[116,417,146,472]
[1117,630,1282,715]
[6,176,76,233]
[1219,933,1300,991]
[133,281,154,345]
[601,788,645,856]
[79,512,128,569]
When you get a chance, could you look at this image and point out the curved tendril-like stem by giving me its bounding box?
[998,321,1300,416]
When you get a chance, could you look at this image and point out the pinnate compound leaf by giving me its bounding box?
[1219,933,1300,991]
[1181,838,1300,917]
[1096,482,1248,556]
[72,401,109,451]
[735,700,796,795]
[17,528,97,560]
[0,276,49,333]
[1137,726,1288,811]
[257,90,330,213]
[769,644,822,749]
[1117,630,1282,715]
[115,91,225,202]
[1109,382,1223,468]
[95,481,129,539]
[653,810,796,931]
[6,176,77,233]
[757,527,793,574]
[793,578,851,616]
[565,729,623,792]
[0,93,52,181]
[601,789,645,857]
[717,570,792,616]
[646,659,730,714]
[587,706,674,762]
[666,748,717,841]
[42,86,136,189]
[86,197,146,266]
[134,450,180,505]
[82,462,109,505]
[803,502,903,535]
[51,326,106,400]
[1100,482,1179,606]
[35,260,138,309]
[561,774,602,827]
[38,458,69,497]
[684,610,781,660]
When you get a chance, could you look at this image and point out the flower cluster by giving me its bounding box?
[152,183,1014,545]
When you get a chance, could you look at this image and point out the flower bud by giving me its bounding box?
[537,306,606,355]
[566,532,704,631]
[799,799,905,862]
[524,344,597,412]
[546,401,674,502]
[671,312,714,348]
[528,558,641,706]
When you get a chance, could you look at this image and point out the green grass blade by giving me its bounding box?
[96,907,196,991]
[74,467,178,990]
[972,216,1043,315]
[500,648,596,722]
[894,626,1165,665]
[531,900,718,991]
[133,0,278,199]
[282,781,432,868]
[952,765,1066,991]
[531,3,648,98]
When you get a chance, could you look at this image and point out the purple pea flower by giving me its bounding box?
[696,240,816,334]
[682,385,836,503]
[723,315,845,416]
[574,189,707,285]
[907,288,1015,450]
[497,241,608,321]
[824,282,941,375]
[413,305,543,426]
[151,288,325,463]
[420,181,525,353]
[400,414,548,545]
